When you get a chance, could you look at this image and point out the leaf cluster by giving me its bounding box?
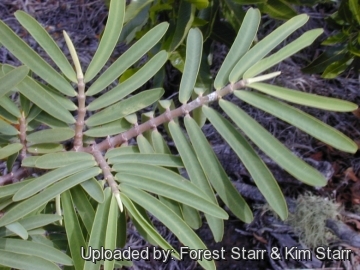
[0,1,357,269]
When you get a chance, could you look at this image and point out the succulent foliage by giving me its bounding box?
[0,0,357,269]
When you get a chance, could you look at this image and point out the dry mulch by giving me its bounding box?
[1,1,360,269]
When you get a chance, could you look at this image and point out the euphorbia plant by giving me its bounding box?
[0,0,357,269]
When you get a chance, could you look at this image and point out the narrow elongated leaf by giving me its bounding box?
[244,28,323,78]
[179,28,203,104]
[237,91,358,154]
[35,152,95,169]
[169,120,223,240]
[120,185,216,270]
[5,222,28,240]
[62,190,86,270]
[104,194,118,270]
[0,65,29,98]
[248,82,358,112]
[0,119,18,135]
[105,145,139,159]
[109,153,183,167]
[0,143,22,160]
[0,21,76,96]
[15,11,77,82]
[14,160,97,201]
[0,215,62,238]
[203,106,288,220]
[0,238,73,266]
[84,119,131,137]
[87,22,169,96]
[181,204,201,229]
[117,173,228,219]
[0,178,34,198]
[214,8,260,89]
[169,1,195,51]
[229,14,309,82]
[85,0,125,82]
[83,188,112,270]
[80,178,104,203]
[34,111,69,128]
[0,96,20,118]
[0,168,100,226]
[27,143,64,154]
[70,186,96,234]
[220,100,327,186]
[184,116,253,223]
[17,77,75,123]
[349,0,360,24]
[121,193,179,258]
[0,250,60,270]
[21,156,39,168]
[87,51,168,111]
[137,134,154,153]
[27,128,75,144]
[113,163,209,197]
[86,88,164,126]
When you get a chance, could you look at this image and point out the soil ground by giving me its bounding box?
[1,1,360,269]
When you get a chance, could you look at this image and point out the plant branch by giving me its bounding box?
[19,111,27,160]
[73,78,86,149]
[91,143,123,211]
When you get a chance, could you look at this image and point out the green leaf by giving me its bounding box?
[0,178,34,198]
[236,91,358,154]
[0,215,62,238]
[229,14,309,82]
[214,8,260,89]
[83,188,112,270]
[179,28,203,104]
[169,1,196,51]
[33,111,69,128]
[0,143,22,160]
[187,0,209,9]
[116,173,228,219]
[168,120,223,241]
[220,100,327,186]
[322,57,353,79]
[105,145,139,159]
[5,222,28,240]
[349,0,360,24]
[181,204,201,229]
[27,143,64,154]
[109,153,183,167]
[0,250,60,270]
[203,106,288,220]
[121,185,216,270]
[27,128,75,144]
[0,65,29,99]
[0,168,100,226]
[87,51,168,110]
[70,185,96,234]
[87,22,169,96]
[0,238,73,266]
[0,96,20,118]
[35,152,95,169]
[137,134,154,153]
[84,119,131,138]
[86,88,164,126]
[184,116,253,223]
[0,168,101,227]
[244,28,323,78]
[248,82,358,112]
[0,119,18,135]
[80,178,104,204]
[14,160,97,201]
[104,194,118,270]
[258,0,297,20]
[61,190,86,270]
[302,47,346,74]
[123,0,153,23]
[15,11,77,82]
[121,193,179,257]
[0,21,76,96]
[21,156,39,168]
[17,77,75,123]
[113,163,209,197]
[85,0,125,82]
